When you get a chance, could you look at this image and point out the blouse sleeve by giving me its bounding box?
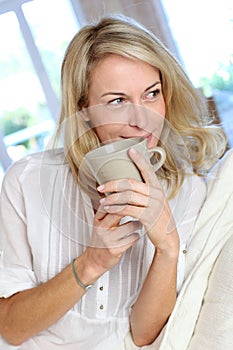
[0,161,37,298]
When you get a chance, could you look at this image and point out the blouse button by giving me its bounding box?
[183,249,187,254]
[99,286,104,291]
[99,304,104,310]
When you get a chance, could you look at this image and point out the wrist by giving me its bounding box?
[74,252,103,286]
[72,259,94,291]
[155,245,179,261]
[154,228,180,259]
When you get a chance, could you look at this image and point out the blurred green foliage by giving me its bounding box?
[200,55,233,95]
[0,108,36,147]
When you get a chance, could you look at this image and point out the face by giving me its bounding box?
[86,54,166,148]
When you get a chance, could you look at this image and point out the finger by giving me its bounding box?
[111,220,142,240]
[95,204,108,220]
[117,232,139,249]
[105,231,140,250]
[97,178,149,196]
[103,201,165,230]
[103,204,144,219]
[128,148,159,183]
[94,205,122,228]
[100,190,149,207]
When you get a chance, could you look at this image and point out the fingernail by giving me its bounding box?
[99,198,105,203]
[129,147,137,154]
[104,206,110,210]
[97,185,105,191]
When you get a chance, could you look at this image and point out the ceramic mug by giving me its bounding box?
[84,136,166,185]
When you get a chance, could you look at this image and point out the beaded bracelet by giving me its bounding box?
[71,258,93,291]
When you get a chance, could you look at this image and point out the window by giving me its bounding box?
[162,0,233,147]
[0,0,79,171]
[22,0,79,97]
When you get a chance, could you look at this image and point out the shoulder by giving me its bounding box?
[175,173,207,200]
[2,148,68,190]
[210,148,233,177]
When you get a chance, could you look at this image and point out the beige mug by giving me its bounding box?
[84,137,166,185]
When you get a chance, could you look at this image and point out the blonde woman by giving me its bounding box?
[0,14,226,350]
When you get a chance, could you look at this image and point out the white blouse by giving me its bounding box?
[0,149,206,350]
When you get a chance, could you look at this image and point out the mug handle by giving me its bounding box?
[148,147,166,172]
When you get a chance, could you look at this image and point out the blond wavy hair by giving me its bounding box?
[55,14,226,197]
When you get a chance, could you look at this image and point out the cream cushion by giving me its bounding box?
[188,233,233,350]
[124,149,233,349]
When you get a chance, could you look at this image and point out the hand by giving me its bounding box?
[84,205,141,278]
[97,148,180,255]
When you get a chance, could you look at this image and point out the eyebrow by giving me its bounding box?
[100,81,161,98]
[144,81,161,92]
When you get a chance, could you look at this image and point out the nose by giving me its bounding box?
[128,104,146,129]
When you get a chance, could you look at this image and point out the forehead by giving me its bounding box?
[89,54,160,91]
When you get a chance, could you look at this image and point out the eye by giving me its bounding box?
[144,88,162,101]
[107,97,126,108]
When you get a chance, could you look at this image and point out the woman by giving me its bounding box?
[0,14,226,349]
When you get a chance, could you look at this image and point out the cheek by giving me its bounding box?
[148,102,166,130]
[158,97,166,117]
[93,124,123,143]
[154,100,166,131]
[147,98,166,124]
[93,125,109,140]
